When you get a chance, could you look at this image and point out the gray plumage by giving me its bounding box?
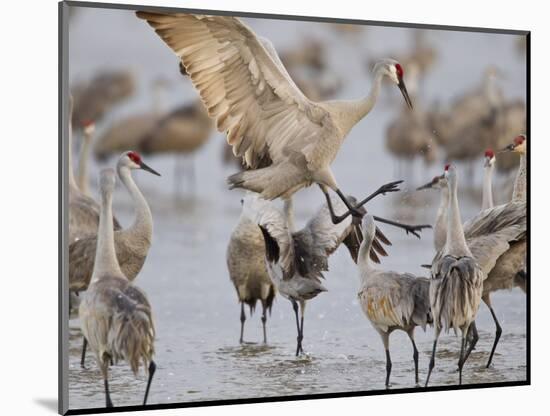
[79,168,156,408]
[136,11,412,217]
[70,152,159,293]
[357,215,431,387]
[420,164,526,367]
[245,192,390,355]
[227,207,276,343]
[68,96,121,244]
[425,165,484,387]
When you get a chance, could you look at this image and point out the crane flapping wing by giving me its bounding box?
[244,195,295,280]
[136,11,333,170]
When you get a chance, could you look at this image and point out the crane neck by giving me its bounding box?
[444,178,471,257]
[351,69,384,126]
[77,131,92,196]
[117,166,153,241]
[91,183,124,282]
[358,229,375,280]
[512,153,527,202]
[482,164,494,210]
[283,197,296,233]
[434,187,449,252]
[327,69,384,136]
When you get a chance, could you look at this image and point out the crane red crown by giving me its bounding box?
[514,135,526,145]
[485,149,495,158]
[444,163,451,171]
[82,119,94,128]
[128,151,142,164]
[395,63,404,78]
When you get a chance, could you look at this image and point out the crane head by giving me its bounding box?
[499,134,527,154]
[416,173,446,191]
[119,151,161,176]
[374,59,414,110]
[484,149,496,168]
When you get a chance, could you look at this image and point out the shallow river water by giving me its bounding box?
[66,6,527,411]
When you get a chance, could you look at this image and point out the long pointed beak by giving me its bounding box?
[398,79,413,110]
[416,181,433,191]
[139,160,161,176]
[498,144,515,154]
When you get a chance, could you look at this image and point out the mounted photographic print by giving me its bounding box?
[59,1,529,414]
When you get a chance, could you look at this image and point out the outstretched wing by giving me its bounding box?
[136,12,333,170]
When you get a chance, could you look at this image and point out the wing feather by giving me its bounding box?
[136,12,334,169]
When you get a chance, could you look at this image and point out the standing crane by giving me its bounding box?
[79,168,156,408]
[70,151,160,294]
[500,134,527,202]
[425,164,484,387]
[482,149,496,210]
[227,195,276,344]
[246,188,395,356]
[68,96,121,244]
[71,151,160,365]
[357,214,431,388]
[136,12,415,225]
[418,161,526,369]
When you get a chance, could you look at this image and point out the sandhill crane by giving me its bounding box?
[246,190,393,355]
[70,151,160,295]
[93,79,169,161]
[482,149,495,210]
[493,101,526,174]
[425,164,484,387]
[136,12,414,224]
[357,214,431,388]
[227,196,276,343]
[72,70,135,129]
[500,134,527,203]
[76,120,95,197]
[246,181,428,355]
[418,161,526,368]
[79,168,156,408]
[139,100,213,194]
[68,96,121,243]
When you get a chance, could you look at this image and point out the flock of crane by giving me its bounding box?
[66,11,527,408]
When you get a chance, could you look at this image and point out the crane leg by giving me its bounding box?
[458,334,467,385]
[239,302,246,344]
[80,337,87,369]
[319,180,403,224]
[143,360,157,406]
[461,321,479,368]
[291,299,302,356]
[425,329,440,387]
[372,216,431,239]
[385,349,392,388]
[485,296,503,368]
[261,299,268,344]
[299,300,306,355]
[407,330,420,385]
[101,358,113,408]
